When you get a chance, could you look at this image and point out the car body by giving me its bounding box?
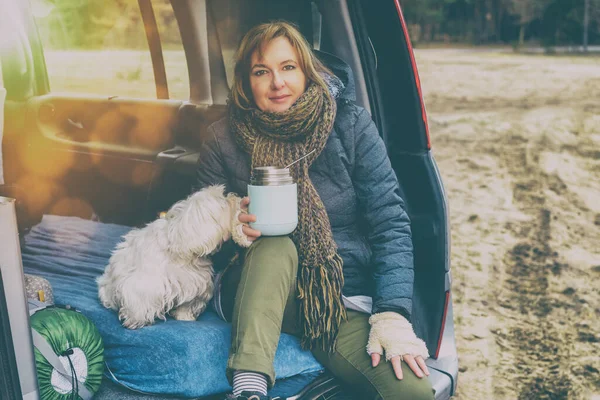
[0,0,458,399]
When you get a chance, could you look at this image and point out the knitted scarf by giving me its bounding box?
[229,80,346,352]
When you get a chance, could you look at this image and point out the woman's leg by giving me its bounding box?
[220,236,299,388]
[311,310,435,400]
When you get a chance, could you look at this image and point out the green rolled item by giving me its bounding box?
[30,307,104,400]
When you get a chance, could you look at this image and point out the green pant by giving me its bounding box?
[220,237,435,400]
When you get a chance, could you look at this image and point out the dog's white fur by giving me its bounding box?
[97,185,248,329]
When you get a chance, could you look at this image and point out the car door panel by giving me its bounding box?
[157,103,227,173]
[27,95,181,157]
[145,103,227,218]
[4,95,182,226]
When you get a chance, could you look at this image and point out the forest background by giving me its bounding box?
[35,0,600,50]
[401,0,600,49]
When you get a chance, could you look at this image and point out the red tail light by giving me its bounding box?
[435,290,450,359]
[393,0,431,150]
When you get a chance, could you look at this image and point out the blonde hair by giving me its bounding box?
[230,21,332,110]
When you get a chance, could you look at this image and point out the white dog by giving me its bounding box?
[97,185,250,329]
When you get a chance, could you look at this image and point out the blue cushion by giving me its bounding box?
[21,215,323,398]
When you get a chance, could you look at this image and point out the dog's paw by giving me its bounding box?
[119,310,152,329]
[123,321,142,329]
[121,318,147,329]
[226,193,253,248]
[171,307,197,321]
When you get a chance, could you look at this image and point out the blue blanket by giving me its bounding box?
[21,215,323,398]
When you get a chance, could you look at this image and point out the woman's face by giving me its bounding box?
[249,37,307,113]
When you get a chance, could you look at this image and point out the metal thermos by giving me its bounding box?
[250,166,294,186]
[248,167,298,236]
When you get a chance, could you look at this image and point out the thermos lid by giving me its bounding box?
[250,166,294,186]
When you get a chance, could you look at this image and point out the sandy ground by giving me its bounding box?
[414,49,600,399]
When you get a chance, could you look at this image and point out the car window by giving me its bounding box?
[154,0,189,100]
[30,0,188,99]
[0,1,39,100]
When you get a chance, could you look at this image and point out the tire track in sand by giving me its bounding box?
[492,134,583,400]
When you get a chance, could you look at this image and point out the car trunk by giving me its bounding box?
[0,0,457,398]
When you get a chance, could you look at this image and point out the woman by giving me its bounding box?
[196,21,434,400]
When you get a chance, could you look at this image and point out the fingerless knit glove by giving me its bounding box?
[367,311,430,361]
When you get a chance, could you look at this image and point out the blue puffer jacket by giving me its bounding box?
[195,59,414,320]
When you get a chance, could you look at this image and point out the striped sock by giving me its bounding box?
[232,370,268,396]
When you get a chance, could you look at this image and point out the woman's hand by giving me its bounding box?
[366,311,430,380]
[238,197,261,241]
[371,353,429,380]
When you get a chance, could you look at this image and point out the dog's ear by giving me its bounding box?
[166,185,230,257]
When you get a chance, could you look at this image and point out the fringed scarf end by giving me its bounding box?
[297,255,347,353]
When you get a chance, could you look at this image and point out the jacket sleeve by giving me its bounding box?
[352,107,414,321]
[194,123,231,193]
[194,122,243,267]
